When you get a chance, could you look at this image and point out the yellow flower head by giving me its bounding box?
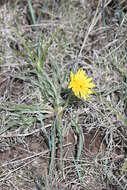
[68,69,95,100]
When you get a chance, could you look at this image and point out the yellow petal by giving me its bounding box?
[68,68,95,100]
[70,72,74,80]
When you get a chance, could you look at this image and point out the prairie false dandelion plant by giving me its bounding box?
[68,69,95,100]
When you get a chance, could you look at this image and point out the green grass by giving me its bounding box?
[0,0,127,189]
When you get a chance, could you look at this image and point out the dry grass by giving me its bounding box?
[0,0,127,189]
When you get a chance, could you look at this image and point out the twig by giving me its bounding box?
[0,124,51,138]
[79,0,113,57]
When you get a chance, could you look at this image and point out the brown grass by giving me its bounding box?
[0,0,127,189]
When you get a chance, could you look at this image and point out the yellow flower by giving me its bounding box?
[68,69,95,100]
